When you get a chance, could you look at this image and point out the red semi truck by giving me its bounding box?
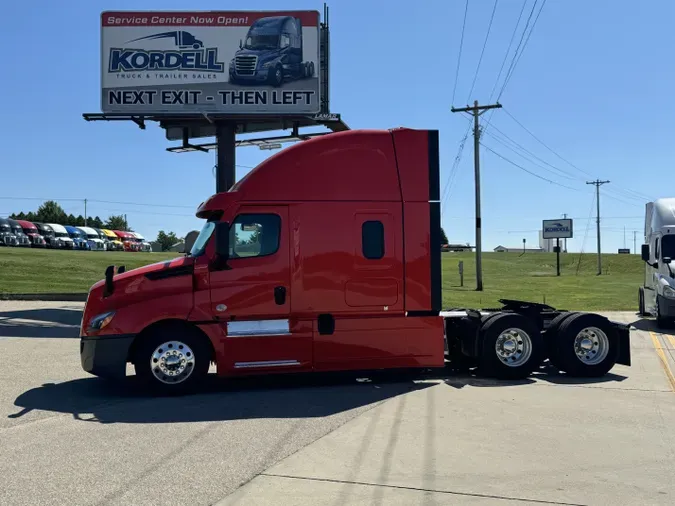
[79,128,631,394]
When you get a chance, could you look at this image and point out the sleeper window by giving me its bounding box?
[229,214,280,258]
[362,220,385,259]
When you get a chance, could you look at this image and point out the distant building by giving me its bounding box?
[538,231,555,253]
[494,245,544,253]
[442,243,473,252]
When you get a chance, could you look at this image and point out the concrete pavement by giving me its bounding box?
[1,304,674,505]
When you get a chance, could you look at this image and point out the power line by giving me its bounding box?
[481,143,582,192]
[0,196,194,209]
[502,108,654,204]
[441,121,472,215]
[503,108,594,177]
[451,0,470,106]
[465,0,499,103]
[487,0,528,104]
[482,129,576,181]
[496,0,540,100]
[499,0,548,98]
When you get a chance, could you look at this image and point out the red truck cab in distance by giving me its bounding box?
[113,230,139,251]
[80,128,631,393]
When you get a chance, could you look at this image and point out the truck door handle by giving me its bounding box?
[274,286,286,305]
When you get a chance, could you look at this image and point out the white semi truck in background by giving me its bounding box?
[639,198,675,327]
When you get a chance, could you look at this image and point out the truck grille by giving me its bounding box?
[235,55,258,75]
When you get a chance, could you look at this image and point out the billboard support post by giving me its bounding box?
[556,238,560,276]
[215,122,236,193]
[543,218,573,276]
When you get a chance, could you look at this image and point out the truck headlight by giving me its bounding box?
[663,286,675,299]
[262,61,276,68]
[88,311,116,332]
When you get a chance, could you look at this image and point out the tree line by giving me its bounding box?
[9,200,131,231]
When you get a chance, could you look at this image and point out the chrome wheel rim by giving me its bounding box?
[495,328,532,367]
[150,341,195,384]
[574,327,609,365]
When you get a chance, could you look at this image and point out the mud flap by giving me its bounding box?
[615,323,631,366]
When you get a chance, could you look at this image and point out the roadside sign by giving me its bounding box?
[101,11,321,115]
[618,248,630,254]
[542,219,573,239]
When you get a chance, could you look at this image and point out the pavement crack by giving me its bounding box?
[260,473,589,506]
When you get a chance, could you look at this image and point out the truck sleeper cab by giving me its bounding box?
[101,229,124,251]
[16,220,46,247]
[65,226,90,250]
[114,230,139,252]
[33,223,57,248]
[7,219,31,247]
[229,15,314,87]
[639,198,675,327]
[47,224,75,249]
[0,218,18,246]
[132,232,152,252]
[78,226,106,251]
[79,128,631,394]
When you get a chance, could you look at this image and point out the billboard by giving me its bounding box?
[542,219,573,239]
[101,11,321,115]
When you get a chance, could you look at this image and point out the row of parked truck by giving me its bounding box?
[0,218,152,252]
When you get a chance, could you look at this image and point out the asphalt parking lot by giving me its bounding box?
[1,302,674,506]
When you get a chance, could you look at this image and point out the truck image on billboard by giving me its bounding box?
[101,11,320,115]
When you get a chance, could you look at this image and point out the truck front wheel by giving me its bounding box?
[554,313,618,377]
[133,324,211,395]
[638,287,646,316]
[478,313,543,380]
[270,65,284,87]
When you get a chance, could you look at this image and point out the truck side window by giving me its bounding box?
[362,221,384,259]
[280,34,290,48]
[229,214,280,258]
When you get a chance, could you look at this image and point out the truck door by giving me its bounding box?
[210,205,312,372]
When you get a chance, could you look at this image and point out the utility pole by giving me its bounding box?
[562,213,568,252]
[124,213,128,231]
[451,100,502,291]
[84,199,87,227]
[633,230,637,255]
[586,180,610,275]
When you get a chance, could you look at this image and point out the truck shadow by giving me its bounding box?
[0,307,83,338]
[10,364,628,424]
[629,317,675,337]
[9,372,435,425]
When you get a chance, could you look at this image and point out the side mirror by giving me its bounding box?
[239,39,243,49]
[664,257,672,265]
[211,222,231,271]
[641,244,650,262]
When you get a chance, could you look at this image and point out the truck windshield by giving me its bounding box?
[87,234,99,239]
[245,35,279,50]
[55,232,68,238]
[0,225,10,232]
[190,219,217,257]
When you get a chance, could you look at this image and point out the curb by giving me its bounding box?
[0,293,88,302]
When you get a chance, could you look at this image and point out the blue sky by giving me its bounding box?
[2,0,673,252]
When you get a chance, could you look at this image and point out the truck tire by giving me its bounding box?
[555,313,619,377]
[271,65,284,87]
[478,313,543,380]
[638,287,646,316]
[656,297,672,328]
[133,324,211,395]
[545,312,580,371]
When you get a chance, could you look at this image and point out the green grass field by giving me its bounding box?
[442,251,642,311]
[0,248,180,294]
[0,248,643,310]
